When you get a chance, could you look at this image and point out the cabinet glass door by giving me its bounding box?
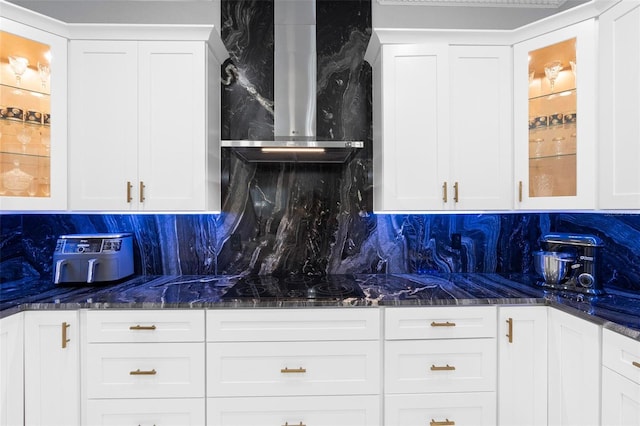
[527,38,577,198]
[0,30,51,199]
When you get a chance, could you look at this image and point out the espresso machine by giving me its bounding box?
[533,233,605,295]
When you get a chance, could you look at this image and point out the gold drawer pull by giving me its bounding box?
[431,364,455,371]
[431,321,456,327]
[281,367,306,374]
[129,325,157,330]
[633,361,640,369]
[130,369,157,375]
[282,423,306,426]
[61,322,70,349]
[431,419,455,426]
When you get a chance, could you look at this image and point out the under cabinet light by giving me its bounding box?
[261,148,326,153]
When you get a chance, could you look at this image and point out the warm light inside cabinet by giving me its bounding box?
[527,37,577,199]
[0,31,52,198]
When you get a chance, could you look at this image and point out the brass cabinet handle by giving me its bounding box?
[633,361,640,369]
[506,317,513,343]
[430,364,455,371]
[283,423,306,426]
[126,181,133,203]
[431,321,456,327]
[518,180,523,202]
[442,181,448,203]
[61,322,70,349]
[139,181,146,203]
[453,181,459,203]
[129,325,157,331]
[431,419,455,426]
[130,369,157,375]
[281,367,306,374]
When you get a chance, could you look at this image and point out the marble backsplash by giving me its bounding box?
[1,212,639,294]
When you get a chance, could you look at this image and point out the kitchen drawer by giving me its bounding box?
[603,328,640,384]
[207,395,381,426]
[207,340,380,397]
[86,398,204,425]
[385,338,496,393]
[385,392,496,426]
[385,306,496,340]
[85,310,205,343]
[206,308,380,342]
[86,342,205,399]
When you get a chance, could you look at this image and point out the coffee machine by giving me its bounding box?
[534,233,605,295]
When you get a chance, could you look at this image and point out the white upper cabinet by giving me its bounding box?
[513,20,597,210]
[68,28,226,211]
[368,40,511,212]
[598,0,640,210]
[0,7,67,211]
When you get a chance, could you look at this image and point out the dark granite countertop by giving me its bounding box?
[1,273,639,341]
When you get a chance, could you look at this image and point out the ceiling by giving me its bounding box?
[7,0,589,28]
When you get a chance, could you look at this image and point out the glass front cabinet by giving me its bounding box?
[0,15,67,210]
[514,20,596,210]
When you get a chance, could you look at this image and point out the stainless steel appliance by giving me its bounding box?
[534,233,605,295]
[52,233,134,284]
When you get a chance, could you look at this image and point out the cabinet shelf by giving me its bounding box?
[0,82,51,99]
[528,87,576,102]
[0,150,50,160]
[529,152,576,161]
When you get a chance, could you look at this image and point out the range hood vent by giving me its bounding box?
[221,0,364,163]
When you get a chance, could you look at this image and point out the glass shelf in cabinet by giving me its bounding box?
[0,82,51,99]
[0,150,50,160]
[528,87,576,102]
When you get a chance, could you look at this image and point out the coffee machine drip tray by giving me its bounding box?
[221,275,365,301]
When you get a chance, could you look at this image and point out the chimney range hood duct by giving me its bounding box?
[221,0,364,163]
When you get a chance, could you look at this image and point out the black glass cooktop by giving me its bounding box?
[221,274,365,300]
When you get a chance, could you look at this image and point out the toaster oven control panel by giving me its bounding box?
[55,238,124,254]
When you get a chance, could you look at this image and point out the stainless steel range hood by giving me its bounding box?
[221,0,364,163]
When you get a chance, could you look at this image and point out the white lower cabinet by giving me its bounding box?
[601,328,640,426]
[82,310,205,424]
[0,312,23,426]
[24,310,80,426]
[548,308,601,426]
[384,306,497,426]
[208,395,380,426]
[206,308,382,426]
[498,306,548,425]
[385,392,496,426]
[86,398,205,426]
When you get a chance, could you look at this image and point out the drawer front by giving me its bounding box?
[603,328,640,384]
[206,308,380,342]
[385,392,496,426]
[207,395,381,426]
[86,398,204,426]
[385,306,496,340]
[207,340,380,397]
[385,338,496,393]
[86,310,205,343]
[86,342,205,399]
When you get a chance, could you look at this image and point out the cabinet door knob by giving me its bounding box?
[518,180,523,203]
[129,324,157,331]
[633,361,640,369]
[139,181,146,203]
[506,317,513,343]
[453,181,459,203]
[442,182,448,203]
[283,423,306,426]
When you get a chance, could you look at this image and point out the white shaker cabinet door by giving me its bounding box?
[24,311,80,426]
[497,306,548,426]
[547,307,601,426]
[0,313,23,426]
[598,0,640,209]
[68,40,139,211]
[449,45,512,210]
[601,367,640,426]
[372,43,450,211]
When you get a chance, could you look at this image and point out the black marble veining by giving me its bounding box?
[2,273,640,342]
